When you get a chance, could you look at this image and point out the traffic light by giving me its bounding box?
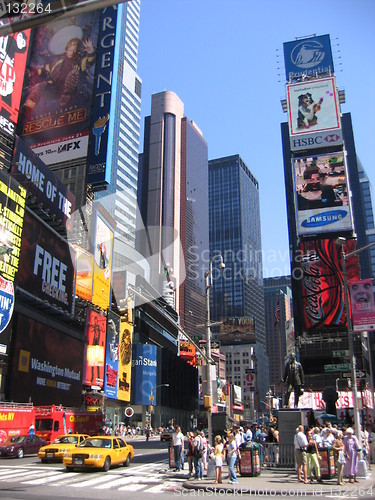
[204,395,211,409]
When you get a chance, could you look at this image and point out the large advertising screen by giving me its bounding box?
[82,310,106,389]
[0,14,31,137]
[132,344,157,406]
[17,10,100,165]
[219,316,255,344]
[283,34,334,82]
[287,77,341,137]
[349,278,375,333]
[73,244,94,302]
[293,152,353,236]
[9,314,83,406]
[18,210,75,313]
[298,239,360,332]
[117,316,133,402]
[104,310,120,400]
[12,136,75,228]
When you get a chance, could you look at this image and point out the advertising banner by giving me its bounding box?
[298,239,359,331]
[290,129,343,152]
[283,34,334,82]
[219,316,255,344]
[82,310,106,389]
[349,278,375,332]
[12,136,75,227]
[73,244,94,302]
[287,77,341,137]
[87,5,121,189]
[9,314,83,406]
[17,10,100,165]
[0,13,31,138]
[18,210,75,313]
[91,206,114,310]
[104,310,120,400]
[117,316,133,402]
[132,344,157,406]
[293,152,353,236]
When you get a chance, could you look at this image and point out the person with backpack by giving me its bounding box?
[192,428,204,480]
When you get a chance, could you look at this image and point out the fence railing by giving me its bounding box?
[261,443,295,468]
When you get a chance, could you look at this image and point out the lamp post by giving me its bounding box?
[205,254,225,447]
[335,237,375,445]
[149,383,170,429]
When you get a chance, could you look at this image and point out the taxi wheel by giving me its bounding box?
[66,466,74,472]
[17,448,24,459]
[40,459,47,463]
[103,457,111,472]
[124,455,130,467]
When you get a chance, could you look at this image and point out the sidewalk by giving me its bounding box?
[180,465,375,495]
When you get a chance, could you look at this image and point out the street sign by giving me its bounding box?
[342,371,366,379]
[324,364,350,372]
[332,350,350,357]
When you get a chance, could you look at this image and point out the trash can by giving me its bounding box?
[319,447,336,479]
[239,443,261,477]
[169,445,176,469]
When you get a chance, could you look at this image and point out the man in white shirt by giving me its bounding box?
[294,425,308,483]
[172,426,184,472]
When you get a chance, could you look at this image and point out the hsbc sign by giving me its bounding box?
[290,129,343,151]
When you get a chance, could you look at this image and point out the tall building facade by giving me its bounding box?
[208,154,268,418]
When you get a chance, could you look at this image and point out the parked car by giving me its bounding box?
[160,428,175,441]
[63,436,134,472]
[38,433,90,462]
[0,435,47,458]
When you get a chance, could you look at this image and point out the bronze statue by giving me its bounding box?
[282,353,304,408]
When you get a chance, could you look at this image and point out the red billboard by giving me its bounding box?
[82,310,106,389]
[17,10,100,165]
[298,239,360,331]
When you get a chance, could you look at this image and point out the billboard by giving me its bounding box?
[219,316,255,344]
[104,310,120,400]
[0,169,26,342]
[283,34,334,82]
[82,310,106,389]
[298,239,360,332]
[349,278,375,332]
[287,77,341,137]
[132,344,157,406]
[87,5,122,189]
[73,244,94,302]
[91,206,114,310]
[0,14,31,137]
[17,10,100,165]
[18,210,75,313]
[9,314,83,406]
[293,152,353,236]
[117,316,133,402]
[12,136,75,228]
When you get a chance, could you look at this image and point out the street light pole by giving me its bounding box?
[205,255,225,447]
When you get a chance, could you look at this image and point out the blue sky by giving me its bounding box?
[137,0,375,278]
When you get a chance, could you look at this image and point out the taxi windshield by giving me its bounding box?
[78,438,111,449]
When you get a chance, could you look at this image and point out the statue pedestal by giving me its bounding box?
[278,408,303,445]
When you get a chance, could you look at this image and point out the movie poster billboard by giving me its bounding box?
[9,314,83,406]
[91,206,114,310]
[0,169,26,343]
[349,278,375,332]
[132,344,157,406]
[73,244,94,302]
[293,152,353,236]
[117,316,133,402]
[104,310,120,400]
[12,136,75,228]
[287,77,341,137]
[18,211,75,313]
[283,34,334,82]
[219,316,255,344]
[298,239,360,332]
[0,13,31,138]
[17,10,100,165]
[87,5,122,189]
[82,310,106,389]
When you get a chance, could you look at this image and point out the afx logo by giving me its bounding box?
[58,141,81,153]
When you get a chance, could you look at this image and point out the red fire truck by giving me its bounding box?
[0,402,35,444]
[35,405,103,443]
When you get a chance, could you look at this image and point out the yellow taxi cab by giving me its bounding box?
[63,435,134,472]
[38,434,90,462]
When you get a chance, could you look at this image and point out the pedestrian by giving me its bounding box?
[201,431,208,472]
[368,425,375,465]
[343,427,360,483]
[192,429,203,480]
[172,425,184,472]
[213,435,224,484]
[29,423,35,436]
[226,433,239,484]
[187,432,194,476]
[145,426,151,441]
[294,425,309,484]
[332,430,346,486]
[306,428,323,483]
